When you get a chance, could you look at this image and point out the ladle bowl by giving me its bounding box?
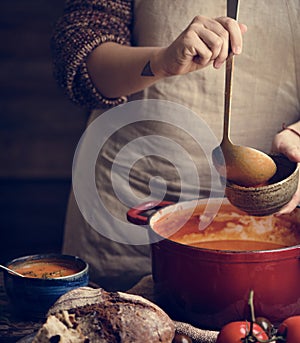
[213,139,277,187]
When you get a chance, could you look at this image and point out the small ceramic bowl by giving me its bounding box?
[3,253,89,319]
[225,154,299,216]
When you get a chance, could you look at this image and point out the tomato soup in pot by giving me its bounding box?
[152,202,300,251]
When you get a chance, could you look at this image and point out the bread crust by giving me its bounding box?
[33,287,175,343]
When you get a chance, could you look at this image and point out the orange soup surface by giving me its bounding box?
[153,202,300,251]
[12,262,79,279]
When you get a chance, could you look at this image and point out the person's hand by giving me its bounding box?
[154,16,247,77]
[272,122,300,214]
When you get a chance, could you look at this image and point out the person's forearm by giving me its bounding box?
[86,42,167,99]
[86,16,246,100]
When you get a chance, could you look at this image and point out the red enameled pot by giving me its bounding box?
[127,198,300,330]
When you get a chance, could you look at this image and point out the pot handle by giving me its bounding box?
[127,200,174,225]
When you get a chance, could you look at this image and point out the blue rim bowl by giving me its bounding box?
[3,253,89,319]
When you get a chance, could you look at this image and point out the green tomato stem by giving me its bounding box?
[249,290,255,334]
[249,290,256,323]
[243,290,285,343]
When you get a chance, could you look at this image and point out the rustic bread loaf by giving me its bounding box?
[32,287,175,343]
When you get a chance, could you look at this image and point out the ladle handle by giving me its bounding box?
[222,53,234,143]
[222,0,240,144]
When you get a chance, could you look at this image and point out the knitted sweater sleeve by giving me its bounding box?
[51,0,133,109]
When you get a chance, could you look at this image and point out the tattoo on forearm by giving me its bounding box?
[141,60,155,76]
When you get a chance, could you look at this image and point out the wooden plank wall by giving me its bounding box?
[0,1,87,263]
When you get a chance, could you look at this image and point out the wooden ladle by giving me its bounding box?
[212,0,276,187]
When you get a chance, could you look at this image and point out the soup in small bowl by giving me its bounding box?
[4,254,89,318]
[12,258,83,279]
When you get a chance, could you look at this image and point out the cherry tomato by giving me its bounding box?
[216,321,269,343]
[277,316,300,343]
[255,316,275,338]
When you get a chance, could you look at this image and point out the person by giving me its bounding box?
[51,0,300,291]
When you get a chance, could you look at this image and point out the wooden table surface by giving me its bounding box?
[0,272,42,343]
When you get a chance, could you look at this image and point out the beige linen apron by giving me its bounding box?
[63,0,300,291]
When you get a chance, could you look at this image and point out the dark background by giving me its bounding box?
[0,1,87,264]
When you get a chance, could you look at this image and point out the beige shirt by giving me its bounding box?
[63,0,300,291]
